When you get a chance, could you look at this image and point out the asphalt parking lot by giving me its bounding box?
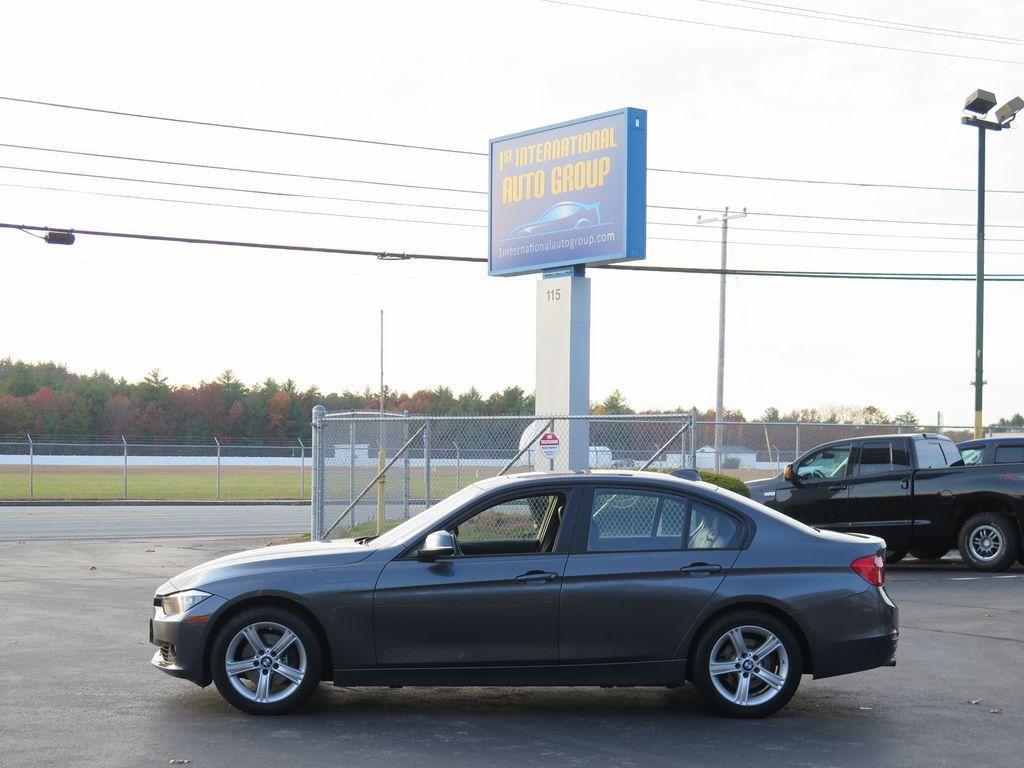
[2,537,1021,768]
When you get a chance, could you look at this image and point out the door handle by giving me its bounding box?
[515,570,559,583]
[828,484,847,491]
[900,478,910,489]
[679,563,722,575]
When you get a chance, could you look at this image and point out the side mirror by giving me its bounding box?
[418,530,455,562]
[784,464,799,484]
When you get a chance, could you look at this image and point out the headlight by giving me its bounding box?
[160,589,212,616]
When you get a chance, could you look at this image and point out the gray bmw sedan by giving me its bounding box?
[151,471,898,718]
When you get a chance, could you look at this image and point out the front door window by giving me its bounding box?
[795,444,851,482]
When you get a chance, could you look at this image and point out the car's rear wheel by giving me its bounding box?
[691,611,802,718]
[211,606,322,715]
[957,512,1019,572]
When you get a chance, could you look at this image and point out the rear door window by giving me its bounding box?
[994,445,1024,464]
[915,440,950,469]
[855,441,910,476]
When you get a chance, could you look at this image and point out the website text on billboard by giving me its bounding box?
[488,108,646,277]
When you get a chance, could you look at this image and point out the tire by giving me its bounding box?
[210,606,322,715]
[691,610,803,718]
[909,546,949,561]
[957,512,1020,572]
[884,548,908,565]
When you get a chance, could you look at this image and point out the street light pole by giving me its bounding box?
[973,124,986,439]
[698,206,746,472]
[961,89,1022,438]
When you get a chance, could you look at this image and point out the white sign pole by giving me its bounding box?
[535,266,590,471]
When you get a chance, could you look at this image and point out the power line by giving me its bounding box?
[736,0,1024,45]
[0,96,485,157]
[666,222,1024,243]
[4,220,1024,281]
[0,163,487,213]
[4,109,1024,195]
[648,165,1024,195]
[0,181,487,229]
[649,234,1024,256]
[6,177,1024,252]
[541,0,1024,66]
[659,205,1024,229]
[693,0,1024,46]
[0,142,487,195]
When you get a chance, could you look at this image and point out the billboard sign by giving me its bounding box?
[488,108,646,277]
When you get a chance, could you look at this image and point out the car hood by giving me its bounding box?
[746,475,783,499]
[158,539,373,594]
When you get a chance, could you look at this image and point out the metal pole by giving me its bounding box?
[403,416,410,519]
[298,437,305,499]
[715,211,729,473]
[122,435,128,500]
[424,420,432,508]
[795,422,801,463]
[689,407,697,470]
[214,436,221,500]
[974,125,986,439]
[27,433,33,498]
[451,439,461,490]
[349,421,355,503]
[311,405,325,540]
[377,309,386,531]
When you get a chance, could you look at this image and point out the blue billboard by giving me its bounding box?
[488,108,646,277]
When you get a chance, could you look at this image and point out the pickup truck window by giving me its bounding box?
[915,440,951,469]
[939,441,962,466]
[994,445,1024,464]
[855,440,910,476]
[960,446,983,465]
[796,444,851,482]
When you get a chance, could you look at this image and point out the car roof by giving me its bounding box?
[817,432,947,444]
[471,469,715,491]
[958,435,1024,446]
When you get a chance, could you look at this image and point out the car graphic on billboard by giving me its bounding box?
[507,202,604,239]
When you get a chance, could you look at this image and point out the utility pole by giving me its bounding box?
[698,207,746,472]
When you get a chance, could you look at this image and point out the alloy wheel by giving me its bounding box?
[969,524,1003,562]
[224,621,307,704]
[709,625,789,707]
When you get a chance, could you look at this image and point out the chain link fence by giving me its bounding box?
[310,411,977,540]
[0,435,309,501]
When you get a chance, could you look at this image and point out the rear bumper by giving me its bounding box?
[801,586,899,679]
[149,595,226,686]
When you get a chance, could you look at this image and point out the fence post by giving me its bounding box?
[122,436,128,500]
[403,414,410,519]
[452,439,461,490]
[689,408,698,470]
[214,436,222,500]
[424,419,432,509]
[311,405,326,540]
[298,437,305,499]
[795,422,800,462]
[27,433,34,498]
[348,421,355,504]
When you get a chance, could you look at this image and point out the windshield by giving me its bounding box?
[361,484,485,549]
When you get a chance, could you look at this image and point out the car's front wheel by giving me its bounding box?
[691,611,803,718]
[957,512,1020,572]
[210,606,322,715]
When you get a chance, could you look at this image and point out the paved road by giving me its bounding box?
[0,504,309,540]
[1,536,1021,768]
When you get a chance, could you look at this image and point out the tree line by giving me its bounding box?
[1,358,1004,440]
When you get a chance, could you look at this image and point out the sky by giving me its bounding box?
[0,0,1021,427]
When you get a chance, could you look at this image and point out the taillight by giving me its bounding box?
[851,553,885,586]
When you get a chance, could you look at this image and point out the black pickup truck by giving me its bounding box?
[747,433,1024,571]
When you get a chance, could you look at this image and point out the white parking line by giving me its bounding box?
[948,574,1022,581]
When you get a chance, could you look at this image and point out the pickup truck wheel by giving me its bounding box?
[909,546,948,561]
[884,548,907,565]
[957,512,1019,572]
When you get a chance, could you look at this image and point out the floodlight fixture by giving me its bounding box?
[964,89,997,115]
[996,96,1024,125]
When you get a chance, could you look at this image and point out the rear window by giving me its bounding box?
[915,440,950,469]
[995,445,1024,464]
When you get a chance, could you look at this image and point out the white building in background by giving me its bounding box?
[696,444,758,470]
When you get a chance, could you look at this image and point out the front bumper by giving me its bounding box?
[149,594,227,686]
[801,586,899,679]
